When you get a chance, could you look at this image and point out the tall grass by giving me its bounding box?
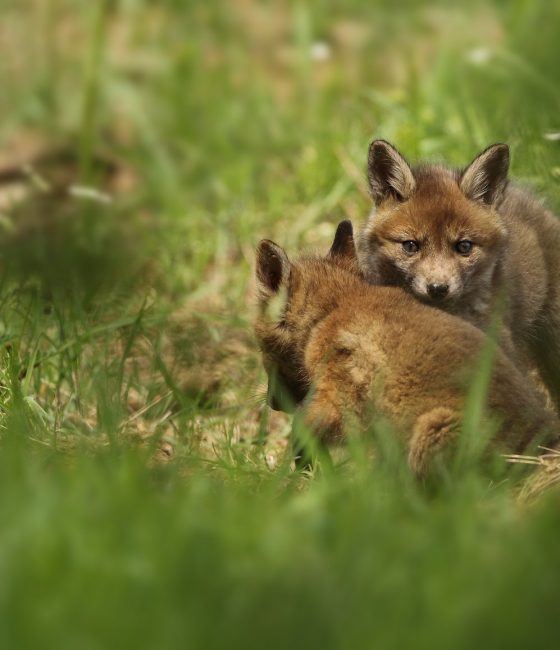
[78,0,110,181]
[0,1,559,648]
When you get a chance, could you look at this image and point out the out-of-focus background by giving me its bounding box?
[1,1,560,648]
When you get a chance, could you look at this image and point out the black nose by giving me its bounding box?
[427,283,449,299]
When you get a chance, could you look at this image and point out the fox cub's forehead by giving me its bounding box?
[373,175,505,243]
[378,199,473,234]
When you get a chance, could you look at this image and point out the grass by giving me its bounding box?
[1,0,560,648]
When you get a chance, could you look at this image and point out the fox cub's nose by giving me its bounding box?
[427,283,449,299]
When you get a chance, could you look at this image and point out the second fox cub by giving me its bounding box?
[359,140,560,408]
[255,222,558,476]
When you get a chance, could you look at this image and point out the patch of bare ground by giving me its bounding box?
[28,297,289,469]
[122,299,291,466]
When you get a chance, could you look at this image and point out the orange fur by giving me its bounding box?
[360,141,560,409]
[255,222,558,476]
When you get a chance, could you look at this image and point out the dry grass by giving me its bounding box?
[506,448,560,503]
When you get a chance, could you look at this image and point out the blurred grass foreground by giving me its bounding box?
[1,1,560,648]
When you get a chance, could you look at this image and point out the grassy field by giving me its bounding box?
[1,1,560,648]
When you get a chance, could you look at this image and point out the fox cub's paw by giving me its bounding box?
[408,407,460,477]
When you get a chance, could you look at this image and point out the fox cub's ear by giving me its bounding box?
[460,144,509,205]
[256,240,290,299]
[367,140,416,204]
[329,220,357,262]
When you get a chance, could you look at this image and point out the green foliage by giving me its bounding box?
[0,1,559,648]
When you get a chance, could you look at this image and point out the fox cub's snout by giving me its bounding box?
[360,140,508,307]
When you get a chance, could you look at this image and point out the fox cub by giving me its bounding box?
[255,221,558,476]
[359,140,560,409]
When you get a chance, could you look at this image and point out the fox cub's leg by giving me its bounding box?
[289,368,349,467]
[289,385,344,471]
[408,407,461,477]
[302,386,345,445]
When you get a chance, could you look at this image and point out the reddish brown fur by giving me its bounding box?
[359,142,560,407]
[254,226,559,476]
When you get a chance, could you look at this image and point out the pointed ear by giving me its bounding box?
[328,220,356,262]
[367,140,416,204]
[255,239,290,299]
[460,144,509,205]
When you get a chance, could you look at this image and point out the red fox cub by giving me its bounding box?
[359,140,560,409]
[254,221,558,476]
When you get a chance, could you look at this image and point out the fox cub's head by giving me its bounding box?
[360,140,508,304]
[254,221,356,412]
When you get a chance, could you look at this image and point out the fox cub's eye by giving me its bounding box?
[455,240,473,255]
[402,240,420,255]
